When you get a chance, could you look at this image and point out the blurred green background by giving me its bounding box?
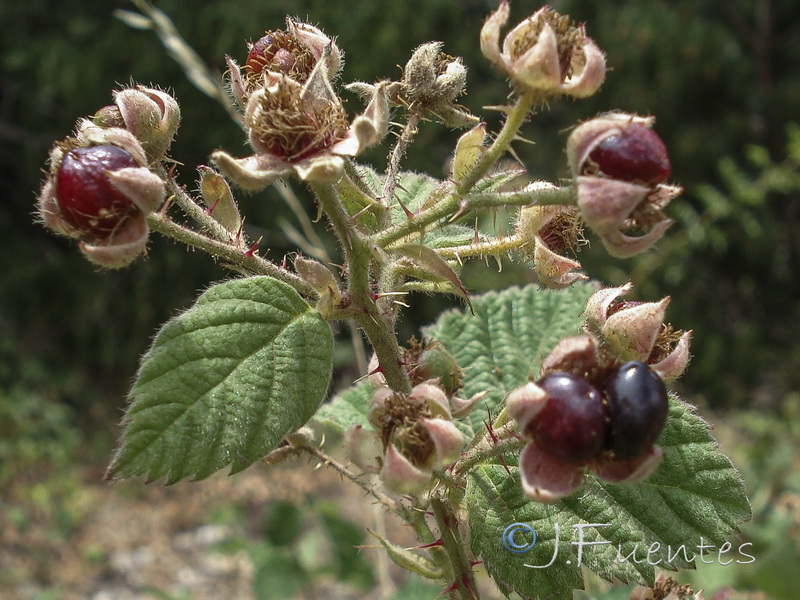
[1,0,798,598]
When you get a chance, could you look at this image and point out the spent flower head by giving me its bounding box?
[213,56,388,190]
[516,200,587,289]
[349,42,477,128]
[584,283,692,381]
[480,1,606,98]
[347,384,464,494]
[228,18,343,110]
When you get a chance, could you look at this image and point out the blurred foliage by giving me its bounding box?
[2,0,799,411]
[216,496,375,599]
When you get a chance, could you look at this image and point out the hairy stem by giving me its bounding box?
[373,92,538,248]
[309,181,411,393]
[145,211,318,299]
[461,183,575,211]
[163,173,243,246]
[453,422,524,482]
[436,234,523,262]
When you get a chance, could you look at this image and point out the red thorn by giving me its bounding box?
[397,197,414,219]
[244,240,260,257]
[417,539,444,549]
[437,581,459,598]
[207,197,220,215]
[461,575,478,599]
[469,560,482,567]
[368,364,384,376]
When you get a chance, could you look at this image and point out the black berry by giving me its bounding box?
[531,372,608,464]
[587,123,671,186]
[55,145,140,238]
[603,361,668,459]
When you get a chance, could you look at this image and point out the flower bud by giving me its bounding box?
[113,86,180,162]
[293,256,342,315]
[451,123,487,182]
[481,2,606,98]
[584,284,691,380]
[346,424,382,474]
[198,166,242,235]
[37,124,164,268]
[399,42,476,127]
[410,344,463,396]
[516,204,586,288]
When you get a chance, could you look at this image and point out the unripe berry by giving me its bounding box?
[587,123,670,186]
[414,346,462,396]
[530,372,608,464]
[603,361,668,459]
[55,145,140,237]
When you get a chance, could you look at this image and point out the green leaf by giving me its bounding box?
[467,396,751,599]
[251,545,307,600]
[264,501,304,547]
[391,243,472,309]
[423,282,597,436]
[106,276,333,483]
[314,380,372,434]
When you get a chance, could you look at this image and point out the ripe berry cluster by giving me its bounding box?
[528,361,668,465]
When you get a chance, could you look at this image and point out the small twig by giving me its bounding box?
[301,445,404,517]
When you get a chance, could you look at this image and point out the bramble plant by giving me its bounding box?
[36,1,751,598]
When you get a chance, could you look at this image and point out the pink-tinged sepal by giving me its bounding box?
[481,3,606,98]
[518,442,584,503]
[591,445,664,484]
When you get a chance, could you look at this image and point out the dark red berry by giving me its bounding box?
[245,31,312,80]
[587,123,671,186]
[55,145,140,238]
[246,33,282,75]
[531,372,608,464]
[603,361,668,460]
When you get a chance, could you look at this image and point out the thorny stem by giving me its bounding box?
[461,183,575,211]
[164,175,239,246]
[431,496,479,600]
[436,234,523,262]
[145,211,319,299]
[455,91,537,193]
[382,112,422,208]
[309,181,412,394]
[373,91,538,248]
